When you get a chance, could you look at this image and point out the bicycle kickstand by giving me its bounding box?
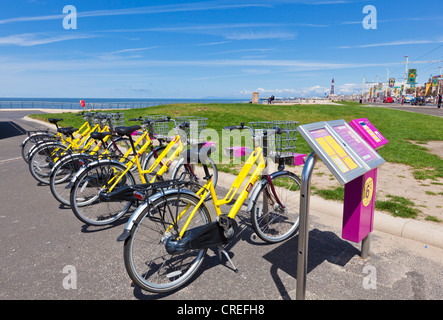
[217,246,239,273]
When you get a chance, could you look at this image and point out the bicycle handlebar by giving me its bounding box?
[223,122,243,130]
[224,122,285,138]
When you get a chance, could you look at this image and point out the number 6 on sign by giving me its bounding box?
[363,177,374,207]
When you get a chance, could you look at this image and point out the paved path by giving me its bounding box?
[1,110,443,303]
[365,102,443,117]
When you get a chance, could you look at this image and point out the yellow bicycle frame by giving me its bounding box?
[50,123,108,163]
[168,143,267,239]
[105,134,185,192]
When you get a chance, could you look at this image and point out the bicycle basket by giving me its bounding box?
[108,113,125,132]
[144,115,172,142]
[174,116,208,145]
[248,120,299,160]
[84,112,98,128]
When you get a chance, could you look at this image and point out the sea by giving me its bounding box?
[0,98,248,110]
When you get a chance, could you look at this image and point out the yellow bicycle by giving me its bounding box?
[27,112,112,184]
[48,112,140,206]
[69,116,217,226]
[119,121,301,293]
[21,112,97,163]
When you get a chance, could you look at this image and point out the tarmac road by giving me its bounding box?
[1,110,443,303]
[364,101,443,117]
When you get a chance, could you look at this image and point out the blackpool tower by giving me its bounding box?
[330,78,335,96]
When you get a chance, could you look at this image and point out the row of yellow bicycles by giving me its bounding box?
[21,110,303,294]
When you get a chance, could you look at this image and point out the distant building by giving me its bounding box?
[329,78,337,99]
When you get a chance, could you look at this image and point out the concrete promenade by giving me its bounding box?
[1,109,443,301]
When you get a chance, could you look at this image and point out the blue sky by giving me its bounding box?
[1,0,442,99]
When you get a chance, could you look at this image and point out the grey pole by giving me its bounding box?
[296,151,318,300]
[361,234,370,259]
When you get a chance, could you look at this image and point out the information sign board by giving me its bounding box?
[297,120,385,185]
[349,118,388,150]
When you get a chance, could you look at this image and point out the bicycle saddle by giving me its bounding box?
[115,126,141,137]
[183,146,216,164]
[48,118,63,124]
[58,127,78,135]
[90,131,112,140]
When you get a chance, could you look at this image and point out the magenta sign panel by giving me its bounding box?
[341,118,387,243]
[342,169,377,243]
[349,118,388,150]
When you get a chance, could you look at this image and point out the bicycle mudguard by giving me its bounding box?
[117,188,205,242]
[49,153,93,175]
[246,170,294,213]
[20,132,53,147]
[27,140,57,158]
[28,141,67,159]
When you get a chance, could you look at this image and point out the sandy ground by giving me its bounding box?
[288,141,443,224]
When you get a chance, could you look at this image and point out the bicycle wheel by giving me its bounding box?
[21,132,54,163]
[250,171,301,243]
[69,161,136,226]
[49,153,96,206]
[28,142,69,184]
[123,192,211,293]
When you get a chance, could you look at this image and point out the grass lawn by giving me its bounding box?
[29,101,443,181]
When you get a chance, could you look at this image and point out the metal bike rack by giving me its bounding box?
[296,151,318,300]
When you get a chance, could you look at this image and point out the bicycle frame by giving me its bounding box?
[167,143,268,239]
[48,122,108,163]
[104,133,185,192]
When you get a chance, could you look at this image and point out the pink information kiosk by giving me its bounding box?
[343,118,389,244]
[295,118,388,300]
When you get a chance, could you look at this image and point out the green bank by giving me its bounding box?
[29,101,443,181]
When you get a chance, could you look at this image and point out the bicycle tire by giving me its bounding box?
[28,141,70,184]
[250,171,301,243]
[123,192,211,293]
[69,160,136,226]
[21,132,55,163]
[49,153,97,205]
[49,135,136,205]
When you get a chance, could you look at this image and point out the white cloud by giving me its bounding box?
[108,47,159,54]
[336,83,361,94]
[0,33,94,47]
[339,39,443,49]
[0,2,271,25]
[225,31,296,40]
[241,83,363,97]
[241,85,330,97]
[204,48,276,56]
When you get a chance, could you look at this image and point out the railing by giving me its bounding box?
[0,99,247,110]
[0,101,177,110]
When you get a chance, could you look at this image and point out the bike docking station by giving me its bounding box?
[296,118,388,300]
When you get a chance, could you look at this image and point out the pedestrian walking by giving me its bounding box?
[438,94,442,108]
